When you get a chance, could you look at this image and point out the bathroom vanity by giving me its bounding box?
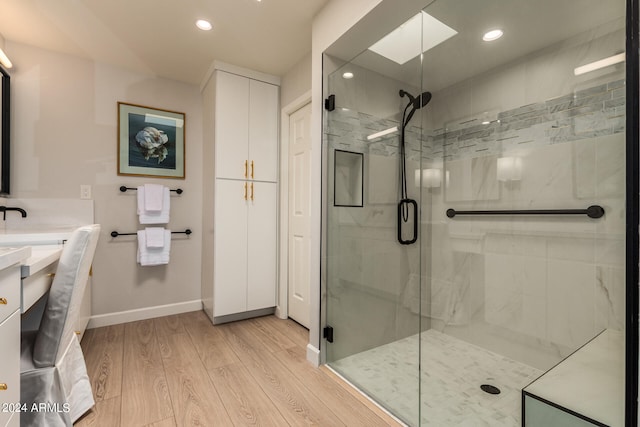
[0,246,32,427]
[0,230,91,338]
[0,228,90,427]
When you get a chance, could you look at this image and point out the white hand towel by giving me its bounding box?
[144,184,165,212]
[138,186,171,224]
[145,227,165,248]
[136,186,145,215]
[137,229,171,266]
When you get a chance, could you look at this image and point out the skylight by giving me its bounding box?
[368,11,457,65]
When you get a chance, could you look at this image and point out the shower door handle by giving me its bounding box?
[397,199,418,245]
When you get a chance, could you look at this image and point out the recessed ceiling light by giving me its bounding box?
[196,19,212,31]
[342,72,354,79]
[483,29,503,42]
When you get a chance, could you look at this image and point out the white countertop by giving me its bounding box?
[524,329,624,426]
[21,245,63,278]
[0,228,73,246]
[0,230,70,277]
[0,246,31,271]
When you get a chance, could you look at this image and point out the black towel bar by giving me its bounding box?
[446,205,604,219]
[111,229,192,238]
[120,185,183,194]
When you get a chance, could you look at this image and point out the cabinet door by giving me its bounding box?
[0,311,19,427]
[0,266,19,323]
[248,80,279,183]
[247,181,277,311]
[215,71,250,180]
[214,179,248,317]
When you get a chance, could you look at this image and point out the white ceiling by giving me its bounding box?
[326,0,626,92]
[0,0,329,85]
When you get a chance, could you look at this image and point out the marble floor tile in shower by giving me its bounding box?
[331,329,543,426]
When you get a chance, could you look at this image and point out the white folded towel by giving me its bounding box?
[137,229,171,266]
[145,227,165,248]
[144,184,164,212]
[137,186,170,224]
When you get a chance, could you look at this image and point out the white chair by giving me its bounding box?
[20,224,100,426]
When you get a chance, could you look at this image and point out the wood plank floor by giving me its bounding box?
[76,311,401,427]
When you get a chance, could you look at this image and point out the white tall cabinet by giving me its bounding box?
[202,63,279,324]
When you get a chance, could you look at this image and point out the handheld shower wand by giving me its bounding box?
[397,90,432,245]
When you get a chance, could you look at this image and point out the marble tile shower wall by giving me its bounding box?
[326,78,625,160]
[430,78,626,366]
[326,77,626,368]
[434,79,625,161]
[327,78,625,162]
[325,108,426,161]
[326,108,423,302]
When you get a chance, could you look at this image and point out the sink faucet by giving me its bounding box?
[0,206,27,220]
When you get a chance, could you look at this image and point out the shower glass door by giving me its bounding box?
[323,29,426,424]
[420,1,627,425]
[323,0,629,425]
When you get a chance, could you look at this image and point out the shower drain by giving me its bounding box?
[480,384,501,395]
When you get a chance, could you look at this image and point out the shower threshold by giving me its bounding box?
[329,329,543,426]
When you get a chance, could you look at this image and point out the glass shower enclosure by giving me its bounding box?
[322,1,630,426]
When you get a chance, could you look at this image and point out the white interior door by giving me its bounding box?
[287,102,312,328]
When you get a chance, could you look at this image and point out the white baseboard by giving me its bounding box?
[306,343,320,367]
[88,300,203,328]
[274,306,287,320]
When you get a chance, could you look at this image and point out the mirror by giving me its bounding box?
[0,65,9,195]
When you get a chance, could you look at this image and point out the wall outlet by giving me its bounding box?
[80,185,92,199]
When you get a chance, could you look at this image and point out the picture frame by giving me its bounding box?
[117,102,185,179]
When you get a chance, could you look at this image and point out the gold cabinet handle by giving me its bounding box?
[244,182,248,200]
[250,182,254,201]
[0,298,6,305]
[46,273,56,278]
[251,161,254,179]
[244,160,248,178]
[75,331,81,336]
[0,383,7,391]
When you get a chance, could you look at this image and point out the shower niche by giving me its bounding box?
[333,150,363,207]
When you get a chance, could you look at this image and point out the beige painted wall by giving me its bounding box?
[281,52,311,108]
[7,41,204,318]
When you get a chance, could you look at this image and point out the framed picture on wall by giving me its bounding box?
[117,102,185,179]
